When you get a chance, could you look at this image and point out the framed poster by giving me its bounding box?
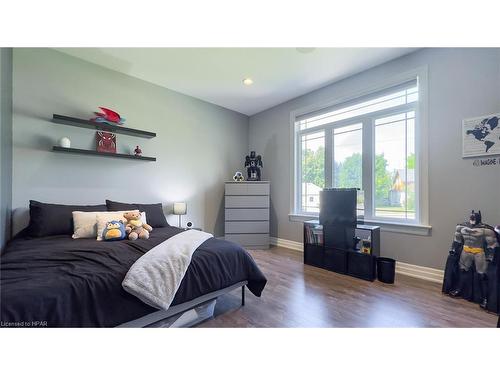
[462,113,500,158]
[96,131,117,153]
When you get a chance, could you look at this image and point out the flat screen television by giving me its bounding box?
[319,188,357,225]
[319,188,357,250]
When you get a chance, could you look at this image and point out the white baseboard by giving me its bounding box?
[270,237,303,252]
[395,261,444,283]
[270,237,444,283]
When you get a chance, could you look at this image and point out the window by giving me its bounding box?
[333,123,364,214]
[300,131,324,213]
[294,79,422,224]
[374,111,415,220]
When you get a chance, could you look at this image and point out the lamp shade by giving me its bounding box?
[173,202,187,215]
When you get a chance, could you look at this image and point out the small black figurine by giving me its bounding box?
[244,151,263,181]
[134,146,142,157]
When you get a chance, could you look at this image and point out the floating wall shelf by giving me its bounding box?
[52,114,156,138]
[53,146,156,162]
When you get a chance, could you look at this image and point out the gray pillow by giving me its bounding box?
[105,200,169,228]
[28,200,107,237]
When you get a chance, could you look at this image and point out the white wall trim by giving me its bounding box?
[395,261,444,283]
[289,65,430,228]
[270,236,444,283]
[270,236,303,252]
[287,214,432,236]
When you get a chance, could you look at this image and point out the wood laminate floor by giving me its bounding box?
[198,247,498,328]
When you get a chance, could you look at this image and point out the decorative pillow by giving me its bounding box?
[106,200,168,228]
[28,200,107,237]
[72,211,104,239]
[102,220,127,241]
[95,210,146,241]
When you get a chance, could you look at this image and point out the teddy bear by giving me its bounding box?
[123,211,153,240]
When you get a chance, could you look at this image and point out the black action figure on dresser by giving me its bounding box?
[244,151,263,181]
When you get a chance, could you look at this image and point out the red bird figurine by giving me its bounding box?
[91,107,126,125]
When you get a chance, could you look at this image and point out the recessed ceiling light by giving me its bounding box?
[243,78,254,86]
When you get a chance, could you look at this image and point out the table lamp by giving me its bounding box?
[173,202,187,228]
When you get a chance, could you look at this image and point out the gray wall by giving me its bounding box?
[249,48,500,269]
[12,49,249,236]
[0,48,13,250]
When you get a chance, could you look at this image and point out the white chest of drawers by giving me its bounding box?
[224,181,270,249]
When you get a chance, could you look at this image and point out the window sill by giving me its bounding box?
[288,213,432,236]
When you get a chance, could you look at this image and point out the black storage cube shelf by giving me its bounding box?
[304,245,375,280]
[303,220,380,282]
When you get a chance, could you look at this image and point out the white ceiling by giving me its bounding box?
[56,48,417,116]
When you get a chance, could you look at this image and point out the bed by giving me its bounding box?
[0,226,267,327]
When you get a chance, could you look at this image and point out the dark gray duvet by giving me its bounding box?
[0,227,266,327]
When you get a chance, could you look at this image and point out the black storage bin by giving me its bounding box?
[347,251,376,281]
[324,248,348,274]
[377,257,396,284]
[304,244,324,268]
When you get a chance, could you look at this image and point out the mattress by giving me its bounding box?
[0,227,266,327]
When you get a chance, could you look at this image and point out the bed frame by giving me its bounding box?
[117,281,247,327]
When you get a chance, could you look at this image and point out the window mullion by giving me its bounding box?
[405,113,408,220]
[296,131,303,213]
[362,118,374,219]
[325,127,333,188]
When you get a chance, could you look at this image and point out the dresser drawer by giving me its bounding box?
[225,221,269,234]
[225,233,269,247]
[225,195,269,208]
[225,208,269,221]
[225,183,270,196]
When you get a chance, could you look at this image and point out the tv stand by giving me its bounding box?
[303,220,380,281]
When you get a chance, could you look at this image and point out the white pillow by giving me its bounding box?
[95,210,147,241]
[72,211,104,239]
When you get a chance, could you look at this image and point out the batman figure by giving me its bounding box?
[449,210,499,309]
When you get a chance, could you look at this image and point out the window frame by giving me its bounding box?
[297,129,326,214]
[289,67,430,235]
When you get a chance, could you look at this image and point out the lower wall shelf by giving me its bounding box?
[52,146,156,161]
